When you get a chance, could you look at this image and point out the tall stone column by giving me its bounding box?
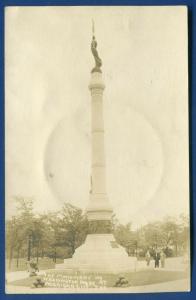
[86,71,113,231]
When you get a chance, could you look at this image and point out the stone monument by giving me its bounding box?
[56,26,136,273]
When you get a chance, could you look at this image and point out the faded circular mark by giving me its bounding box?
[44,107,164,222]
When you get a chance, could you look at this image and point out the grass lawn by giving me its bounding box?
[9,269,188,288]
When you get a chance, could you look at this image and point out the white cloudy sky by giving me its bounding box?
[5,6,189,227]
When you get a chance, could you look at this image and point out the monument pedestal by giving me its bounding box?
[56,234,137,273]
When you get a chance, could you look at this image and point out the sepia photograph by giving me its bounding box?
[5,6,190,293]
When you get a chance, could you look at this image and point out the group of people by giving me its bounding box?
[145,249,166,268]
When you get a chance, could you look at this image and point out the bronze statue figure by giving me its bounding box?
[91,35,102,73]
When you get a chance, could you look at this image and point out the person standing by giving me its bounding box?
[154,250,160,268]
[160,250,166,268]
[145,250,151,266]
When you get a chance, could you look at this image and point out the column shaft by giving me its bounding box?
[86,72,113,222]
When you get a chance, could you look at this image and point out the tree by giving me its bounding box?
[30,217,50,262]
[140,222,163,249]
[160,217,179,255]
[43,211,63,262]
[134,215,190,257]
[6,197,35,268]
[6,217,20,269]
[58,203,89,256]
[6,196,50,268]
[113,222,136,255]
[15,196,35,261]
[175,214,189,254]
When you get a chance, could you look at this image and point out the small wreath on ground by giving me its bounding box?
[31,277,45,288]
[114,276,129,287]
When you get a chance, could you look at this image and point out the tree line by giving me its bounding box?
[6,197,189,269]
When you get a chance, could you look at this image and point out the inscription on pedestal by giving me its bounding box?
[88,220,112,234]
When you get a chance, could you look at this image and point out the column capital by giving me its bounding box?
[89,71,105,91]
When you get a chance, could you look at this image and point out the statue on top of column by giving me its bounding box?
[91,20,102,73]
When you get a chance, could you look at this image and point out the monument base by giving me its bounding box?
[56,234,137,273]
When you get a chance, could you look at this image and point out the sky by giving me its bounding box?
[5,6,189,227]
